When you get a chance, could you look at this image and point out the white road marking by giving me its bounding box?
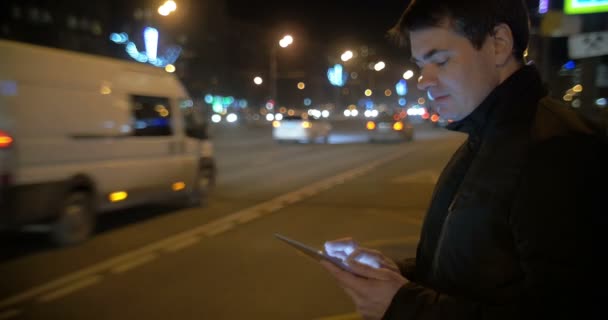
[334,179,346,185]
[163,237,201,253]
[0,148,415,310]
[236,212,261,224]
[38,276,102,303]
[204,223,235,237]
[0,309,21,320]
[283,195,302,204]
[111,254,158,274]
[264,203,284,213]
[301,189,318,197]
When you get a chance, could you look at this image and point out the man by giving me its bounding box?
[320,0,607,319]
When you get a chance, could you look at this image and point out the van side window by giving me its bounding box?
[131,95,172,136]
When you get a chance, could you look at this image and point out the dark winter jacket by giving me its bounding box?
[383,65,607,319]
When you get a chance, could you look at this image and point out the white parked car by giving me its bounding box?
[272,116,331,144]
[0,40,215,246]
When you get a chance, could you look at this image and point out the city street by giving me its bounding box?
[0,121,465,320]
[1,1,606,319]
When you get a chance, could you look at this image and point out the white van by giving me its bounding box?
[0,40,215,245]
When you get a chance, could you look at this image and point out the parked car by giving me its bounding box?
[366,113,414,142]
[272,115,331,144]
[0,39,215,246]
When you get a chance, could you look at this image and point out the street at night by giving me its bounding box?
[1,123,464,319]
[1,0,607,319]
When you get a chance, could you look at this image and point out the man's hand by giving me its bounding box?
[324,238,400,273]
[321,238,407,320]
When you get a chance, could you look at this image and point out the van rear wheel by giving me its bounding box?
[50,192,95,246]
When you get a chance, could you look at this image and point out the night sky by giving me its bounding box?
[225,0,542,43]
[225,0,411,45]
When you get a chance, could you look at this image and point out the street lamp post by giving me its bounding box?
[270,45,278,112]
[269,35,293,114]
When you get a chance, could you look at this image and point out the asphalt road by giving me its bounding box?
[0,120,466,320]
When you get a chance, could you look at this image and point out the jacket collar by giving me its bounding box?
[446,64,547,137]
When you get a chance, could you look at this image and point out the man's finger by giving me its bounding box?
[346,248,382,269]
[324,238,358,258]
[346,260,395,281]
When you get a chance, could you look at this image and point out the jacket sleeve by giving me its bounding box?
[397,257,417,282]
[383,137,604,320]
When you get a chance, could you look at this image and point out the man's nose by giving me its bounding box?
[417,67,437,91]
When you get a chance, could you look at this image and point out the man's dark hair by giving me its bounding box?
[389,0,530,62]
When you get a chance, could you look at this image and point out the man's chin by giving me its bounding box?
[437,112,463,122]
[436,106,465,122]
[436,108,453,120]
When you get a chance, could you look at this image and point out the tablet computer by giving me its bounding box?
[274,233,353,273]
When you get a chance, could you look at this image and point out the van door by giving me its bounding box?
[171,98,199,194]
[125,95,184,200]
[179,98,214,197]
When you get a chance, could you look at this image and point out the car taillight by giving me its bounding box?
[393,122,404,131]
[0,130,13,149]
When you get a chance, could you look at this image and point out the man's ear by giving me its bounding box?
[492,23,515,67]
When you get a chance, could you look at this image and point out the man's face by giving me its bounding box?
[410,24,500,121]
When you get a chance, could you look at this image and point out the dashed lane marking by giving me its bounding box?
[163,237,201,253]
[110,254,158,274]
[38,276,102,303]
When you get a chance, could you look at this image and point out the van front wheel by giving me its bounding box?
[50,192,95,246]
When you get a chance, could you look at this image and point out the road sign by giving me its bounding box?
[568,31,608,59]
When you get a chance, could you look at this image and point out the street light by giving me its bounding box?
[403,70,414,80]
[158,1,177,16]
[164,1,177,11]
[254,76,263,85]
[270,34,294,113]
[279,35,293,48]
[341,50,353,62]
[374,61,386,71]
[283,35,293,45]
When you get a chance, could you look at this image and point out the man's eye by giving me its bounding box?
[436,59,449,67]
